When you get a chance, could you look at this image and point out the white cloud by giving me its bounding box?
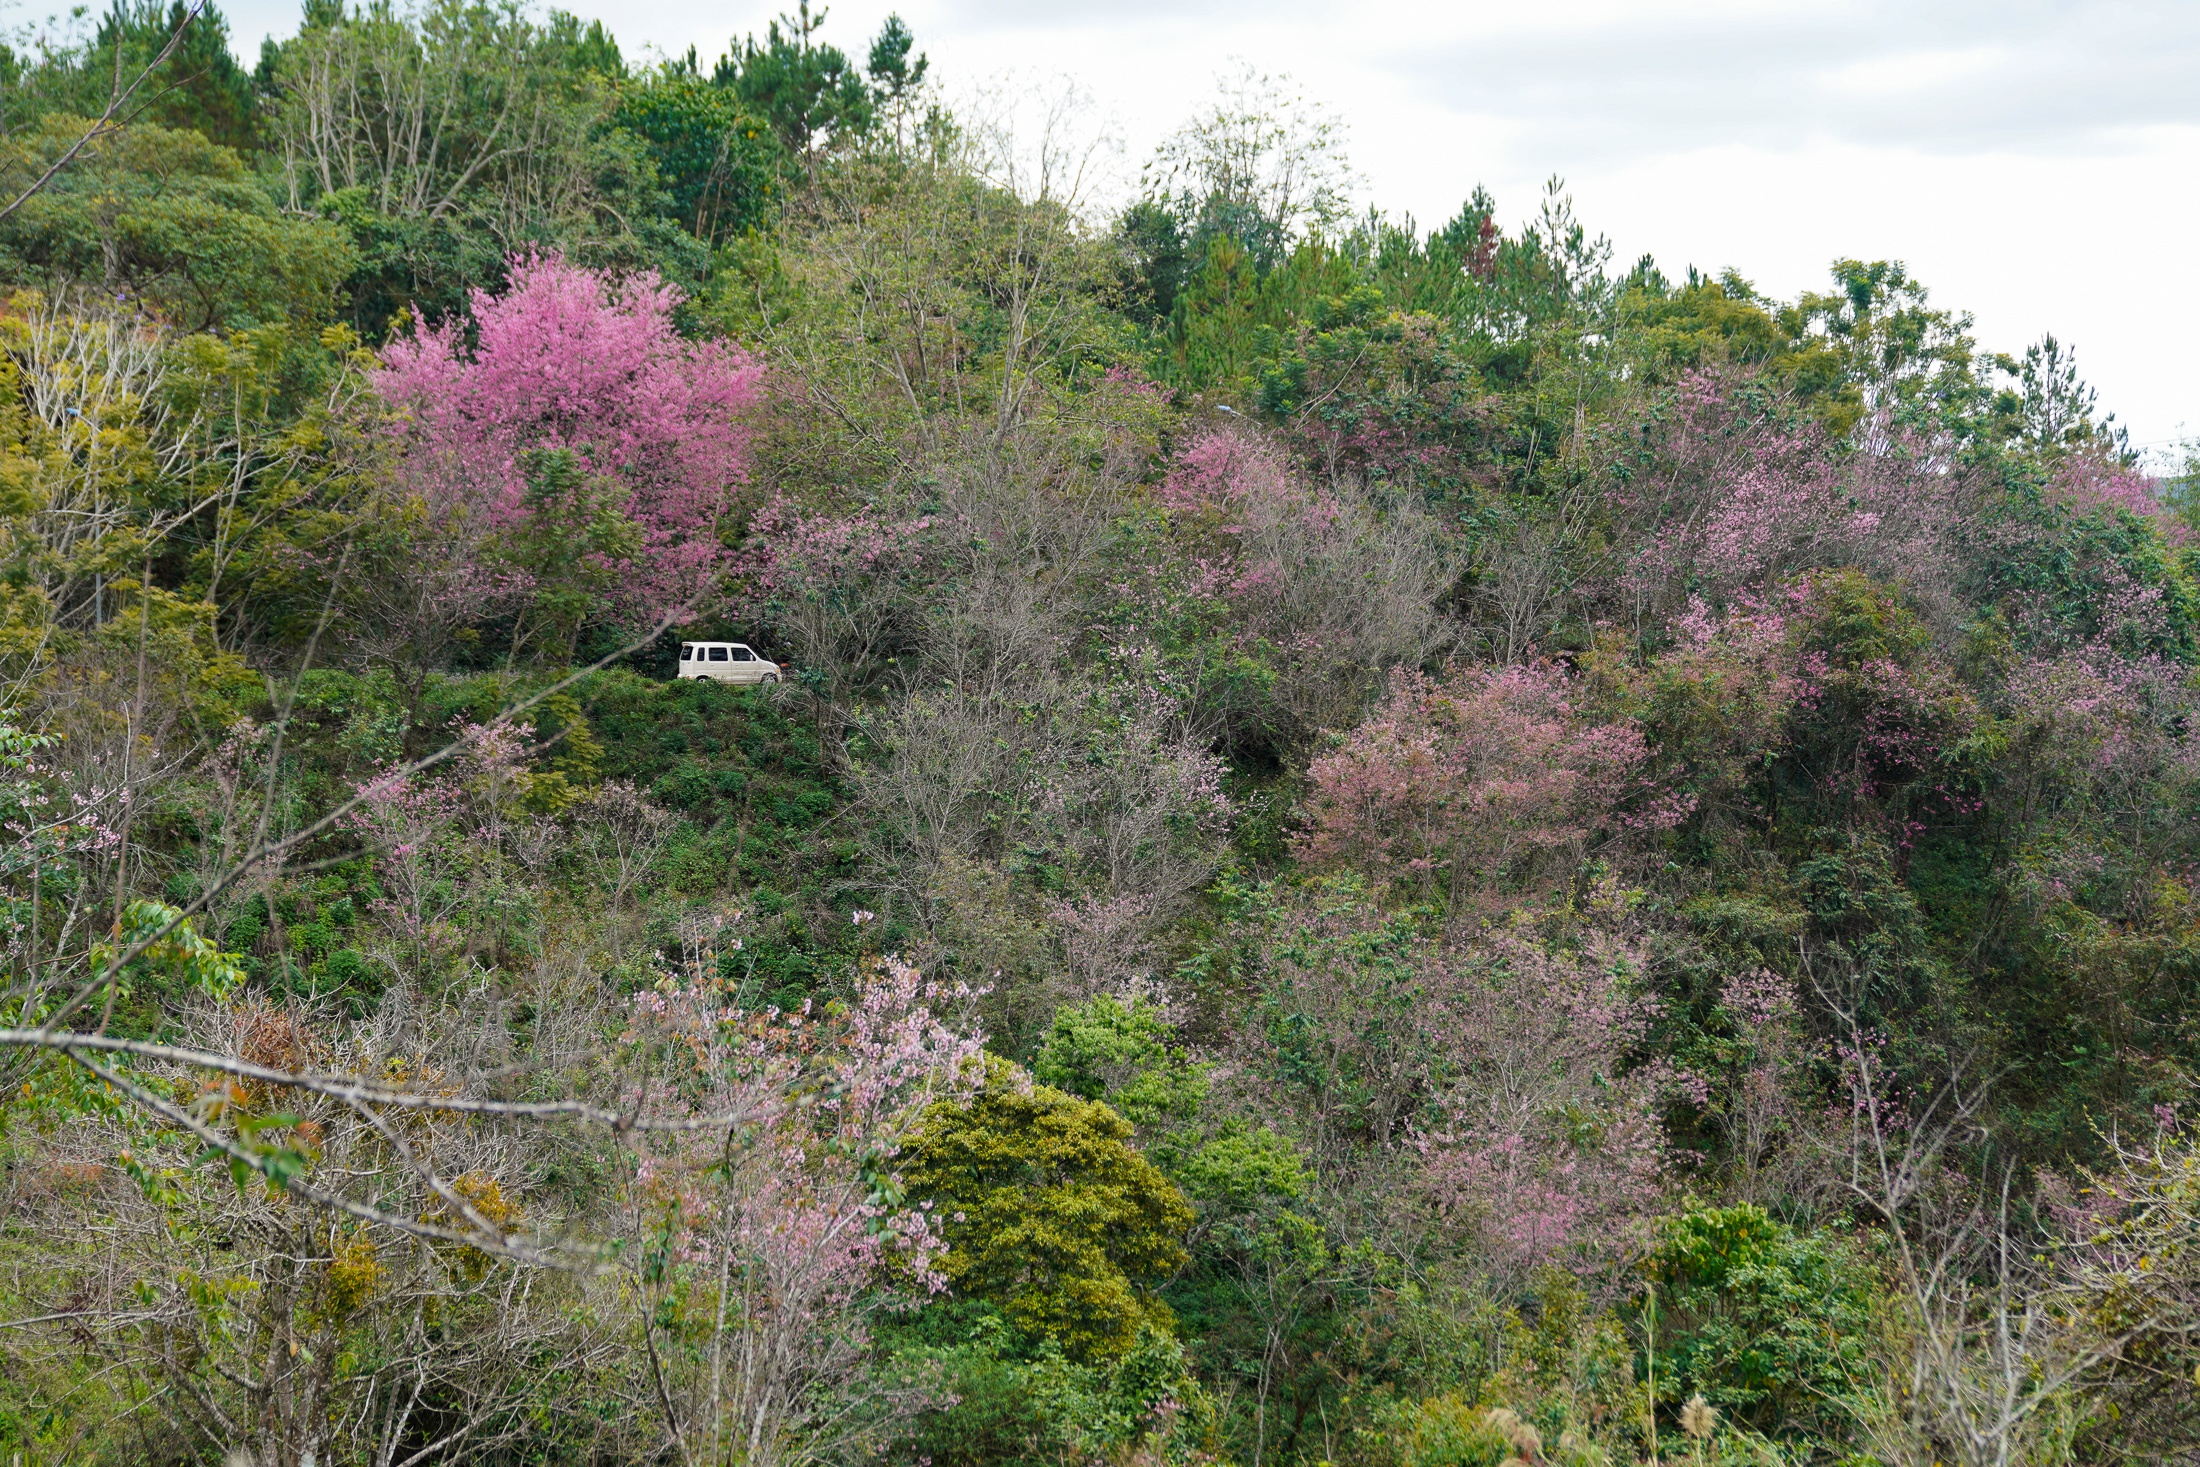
[1396,1,2200,159]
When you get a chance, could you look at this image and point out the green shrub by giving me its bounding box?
[1647,1202,1877,1445]
[887,1305,1213,1467]
[902,1060,1195,1363]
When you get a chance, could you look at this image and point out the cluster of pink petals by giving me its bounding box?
[2046,457,2187,545]
[376,252,763,627]
[1298,661,1684,907]
[1621,372,1961,620]
[1408,925,1669,1288]
[739,495,934,601]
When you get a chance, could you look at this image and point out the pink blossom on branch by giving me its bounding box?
[1159,428,1343,602]
[1160,428,1339,530]
[730,495,936,683]
[1617,372,1964,628]
[1232,880,1669,1291]
[376,253,763,629]
[342,719,550,965]
[622,951,985,1460]
[2045,455,2187,546]
[737,494,935,603]
[1410,923,1669,1290]
[1296,661,1687,918]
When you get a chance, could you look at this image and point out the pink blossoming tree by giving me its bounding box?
[1992,575,2200,920]
[1158,428,1342,603]
[2046,455,2186,546]
[376,253,763,648]
[345,719,547,973]
[1126,425,1454,743]
[1411,920,1669,1291]
[734,494,935,700]
[1640,571,1984,853]
[1615,372,1964,632]
[1229,880,1670,1291]
[1297,661,1686,922]
[621,949,984,1467]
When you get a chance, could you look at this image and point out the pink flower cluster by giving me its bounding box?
[1297,661,1684,911]
[738,494,935,603]
[1159,429,1341,602]
[341,718,551,956]
[1411,924,1669,1287]
[2047,456,2186,546]
[1620,372,1961,623]
[623,954,983,1304]
[376,253,763,627]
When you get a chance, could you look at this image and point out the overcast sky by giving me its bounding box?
[211,0,2200,462]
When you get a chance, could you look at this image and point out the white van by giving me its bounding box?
[677,641,782,684]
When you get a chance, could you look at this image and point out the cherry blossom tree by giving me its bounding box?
[2045,454,2185,546]
[1127,425,1454,743]
[1615,372,1965,632]
[1227,879,1670,1292]
[1297,661,1684,921]
[1410,920,1670,1291]
[346,718,550,974]
[376,252,763,647]
[1158,427,1343,602]
[620,949,984,1467]
[735,494,935,699]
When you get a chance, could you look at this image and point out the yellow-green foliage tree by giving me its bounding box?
[0,291,372,680]
[902,1058,1194,1362]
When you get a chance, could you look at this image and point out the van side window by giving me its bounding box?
[708,647,729,661]
[680,646,692,660]
[730,647,753,661]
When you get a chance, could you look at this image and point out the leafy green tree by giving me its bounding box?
[1032,992,1208,1132]
[614,70,780,245]
[1252,285,1495,498]
[0,0,259,148]
[0,289,360,685]
[1646,1202,1876,1446]
[162,316,383,651]
[713,2,872,160]
[262,0,671,331]
[886,1306,1214,1467]
[1996,332,2130,459]
[0,116,354,330]
[1115,198,1192,328]
[1781,258,1984,437]
[310,190,512,337]
[902,1059,1195,1362]
[542,8,622,77]
[863,14,925,102]
[100,0,259,148]
[1616,266,1791,379]
[862,12,927,152]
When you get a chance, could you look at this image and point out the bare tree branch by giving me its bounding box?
[0,0,211,228]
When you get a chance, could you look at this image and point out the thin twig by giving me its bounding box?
[0,1,211,228]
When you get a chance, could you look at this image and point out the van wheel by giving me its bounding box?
[761,672,780,685]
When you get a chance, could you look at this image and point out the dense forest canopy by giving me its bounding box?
[1,4,2199,1466]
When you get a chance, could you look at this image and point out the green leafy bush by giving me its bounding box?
[1646,1202,1877,1444]
[886,1304,1214,1467]
[902,1059,1195,1362]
